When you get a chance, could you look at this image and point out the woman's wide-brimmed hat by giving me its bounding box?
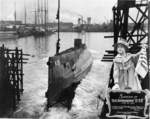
[115,38,129,49]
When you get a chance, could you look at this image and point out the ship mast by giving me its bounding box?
[33,0,37,25]
[41,0,43,26]
[24,1,27,25]
[1,0,3,21]
[56,0,60,55]
[37,0,40,27]
[47,0,49,29]
[14,1,16,29]
[34,8,37,25]
[44,0,47,31]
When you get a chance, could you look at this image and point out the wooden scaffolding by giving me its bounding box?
[0,44,28,115]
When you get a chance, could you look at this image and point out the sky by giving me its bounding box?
[0,0,119,24]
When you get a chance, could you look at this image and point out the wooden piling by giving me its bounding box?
[0,44,28,116]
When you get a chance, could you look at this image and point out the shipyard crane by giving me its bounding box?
[100,0,150,118]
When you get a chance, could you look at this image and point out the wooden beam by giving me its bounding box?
[105,50,116,54]
[101,59,113,62]
[148,2,150,90]
[148,2,150,118]
[136,7,148,19]
[104,34,147,38]
[104,54,114,57]
[102,57,114,59]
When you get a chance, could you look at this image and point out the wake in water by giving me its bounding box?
[40,50,112,119]
[13,50,112,119]
[70,59,110,119]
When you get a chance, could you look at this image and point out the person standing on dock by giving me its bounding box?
[112,38,148,90]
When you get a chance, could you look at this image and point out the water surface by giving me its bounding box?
[0,32,113,118]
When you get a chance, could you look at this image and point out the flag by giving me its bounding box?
[135,47,148,78]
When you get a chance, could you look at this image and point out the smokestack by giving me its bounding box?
[87,17,91,24]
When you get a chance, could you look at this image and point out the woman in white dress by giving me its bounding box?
[112,38,147,90]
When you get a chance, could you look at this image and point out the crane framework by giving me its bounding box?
[102,0,150,89]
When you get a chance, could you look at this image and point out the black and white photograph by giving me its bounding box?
[0,0,150,118]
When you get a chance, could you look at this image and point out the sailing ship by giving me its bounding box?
[32,0,54,37]
[17,3,33,38]
[45,0,93,109]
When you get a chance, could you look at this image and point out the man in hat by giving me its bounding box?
[112,38,142,90]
